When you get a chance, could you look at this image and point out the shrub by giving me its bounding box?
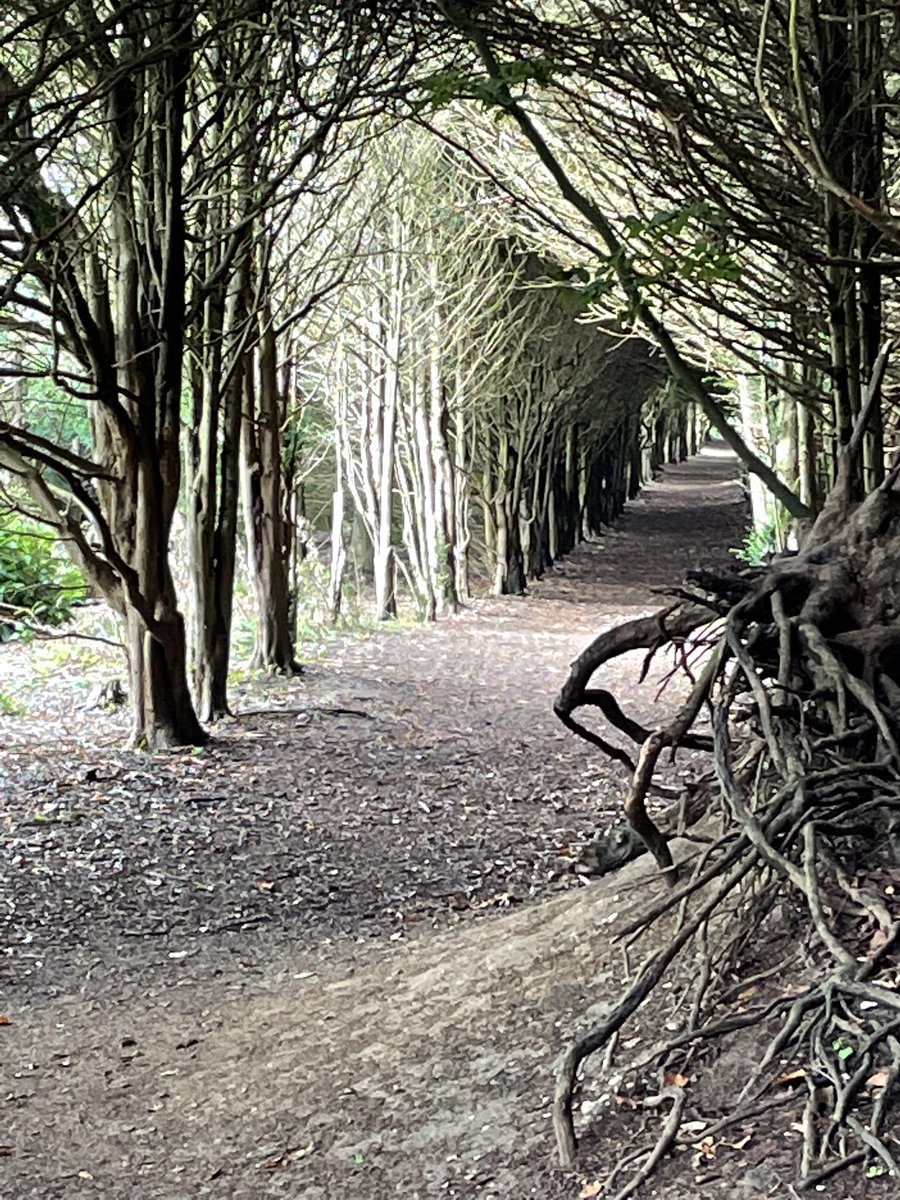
[0,516,86,640]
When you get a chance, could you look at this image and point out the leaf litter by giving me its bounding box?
[1,453,847,1199]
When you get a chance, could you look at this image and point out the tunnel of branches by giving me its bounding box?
[2,1,900,1193]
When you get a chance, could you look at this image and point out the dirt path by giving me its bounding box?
[2,445,752,1199]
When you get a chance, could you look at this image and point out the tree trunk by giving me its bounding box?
[125,600,206,749]
[100,20,205,748]
[738,375,772,532]
[186,249,248,719]
[241,306,300,673]
[452,401,471,603]
[327,434,347,623]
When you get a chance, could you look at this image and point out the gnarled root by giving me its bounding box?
[552,465,900,1190]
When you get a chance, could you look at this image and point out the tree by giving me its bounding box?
[1,2,211,747]
[0,1,422,741]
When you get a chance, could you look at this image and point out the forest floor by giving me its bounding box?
[3,445,877,1200]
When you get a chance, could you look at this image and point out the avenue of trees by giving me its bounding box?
[3,1,900,1188]
[0,1,692,745]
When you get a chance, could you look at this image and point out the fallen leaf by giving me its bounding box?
[263,1142,315,1169]
[868,928,889,955]
[664,1070,689,1088]
[775,1068,806,1085]
[579,1183,602,1198]
[867,1071,890,1090]
[737,985,759,1001]
[694,1136,716,1163]
[724,1133,753,1150]
[680,1120,709,1136]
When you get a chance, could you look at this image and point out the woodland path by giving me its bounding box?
[1,444,771,1200]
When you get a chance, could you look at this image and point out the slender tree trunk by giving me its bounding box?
[327,432,347,623]
[798,397,822,516]
[187,251,248,719]
[241,305,299,673]
[374,307,398,621]
[738,375,772,531]
[396,383,433,616]
[425,252,459,614]
[452,400,470,603]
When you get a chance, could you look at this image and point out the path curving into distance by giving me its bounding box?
[4,442,749,1199]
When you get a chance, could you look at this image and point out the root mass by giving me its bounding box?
[554,448,900,1191]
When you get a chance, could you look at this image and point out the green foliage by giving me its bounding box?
[1,365,92,450]
[832,1036,855,1061]
[415,57,564,113]
[621,199,726,238]
[0,690,25,715]
[640,199,740,284]
[731,520,777,566]
[569,201,741,321]
[0,514,86,640]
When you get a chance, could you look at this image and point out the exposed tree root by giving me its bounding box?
[553,453,900,1190]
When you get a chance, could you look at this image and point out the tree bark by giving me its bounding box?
[241,304,300,673]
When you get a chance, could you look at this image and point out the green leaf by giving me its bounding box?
[832,1036,855,1060]
[648,207,684,228]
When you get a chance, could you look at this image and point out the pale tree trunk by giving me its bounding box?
[333,270,400,622]
[578,443,591,541]
[798,391,822,517]
[547,476,559,563]
[345,245,403,621]
[478,424,498,581]
[563,423,579,555]
[396,378,435,617]
[490,427,527,596]
[539,426,560,569]
[415,376,440,618]
[452,401,471,603]
[425,249,459,614]
[327,431,347,623]
[738,374,773,532]
[373,269,400,620]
